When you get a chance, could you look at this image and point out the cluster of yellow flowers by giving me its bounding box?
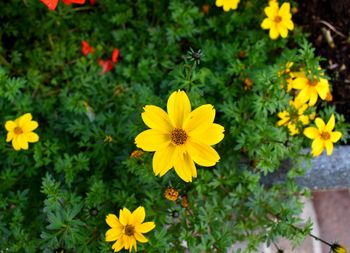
[215,0,294,40]
[277,64,342,157]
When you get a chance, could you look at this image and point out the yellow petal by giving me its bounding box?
[25,132,39,143]
[5,120,16,131]
[187,141,220,167]
[330,131,342,143]
[298,115,310,125]
[183,104,215,134]
[6,132,14,142]
[189,123,224,146]
[278,2,290,17]
[134,232,148,243]
[325,114,335,132]
[261,18,273,29]
[119,208,131,226]
[264,3,278,18]
[22,121,39,132]
[135,222,155,233]
[18,113,32,126]
[111,239,124,252]
[106,214,123,228]
[269,26,279,39]
[12,137,21,151]
[141,105,173,133]
[135,129,170,152]
[308,88,318,106]
[295,87,310,105]
[130,206,145,225]
[18,134,28,150]
[311,137,324,157]
[152,144,176,176]
[278,24,288,38]
[215,0,223,7]
[315,117,326,130]
[167,90,191,128]
[304,127,319,139]
[184,152,197,178]
[315,78,329,100]
[128,237,137,252]
[282,19,294,30]
[292,77,308,89]
[106,228,122,242]
[173,152,193,182]
[324,140,333,155]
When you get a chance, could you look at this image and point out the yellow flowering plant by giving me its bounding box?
[5,113,39,151]
[304,114,342,156]
[1,1,348,253]
[261,1,294,39]
[135,90,224,182]
[105,206,155,252]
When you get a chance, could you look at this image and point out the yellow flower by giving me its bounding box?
[105,206,155,252]
[135,90,224,182]
[261,2,294,40]
[292,74,330,106]
[5,113,39,151]
[331,244,347,253]
[215,0,240,11]
[277,99,310,136]
[304,114,342,156]
[104,135,113,143]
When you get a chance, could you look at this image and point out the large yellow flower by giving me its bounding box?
[105,206,155,252]
[215,0,240,11]
[261,2,294,40]
[303,114,342,156]
[135,90,224,182]
[292,75,329,106]
[5,113,39,151]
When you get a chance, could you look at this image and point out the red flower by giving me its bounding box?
[82,40,94,56]
[41,0,85,10]
[99,48,120,75]
[89,0,95,5]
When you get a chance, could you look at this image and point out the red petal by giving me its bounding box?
[111,48,120,63]
[99,60,114,74]
[89,0,95,5]
[62,0,72,5]
[41,0,59,10]
[72,0,86,4]
[81,40,94,56]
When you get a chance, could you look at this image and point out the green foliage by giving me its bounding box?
[0,0,346,252]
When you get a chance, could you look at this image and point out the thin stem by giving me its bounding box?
[309,233,332,247]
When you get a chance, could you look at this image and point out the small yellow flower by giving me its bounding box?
[135,90,224,182]
[261,2,294,40]
[104,135,113,143]
[243,78,253,90]
[105,206,155,252]
[331,244,347,253]
[277,99,310,136]
[292,74,330,106]
[215,0,240,11]
[181,194,189,208]
[304,114,342,156]
[164,187,179,201]
[5,113,39,151]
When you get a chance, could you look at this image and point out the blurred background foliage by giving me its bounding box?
[0,0,347,252]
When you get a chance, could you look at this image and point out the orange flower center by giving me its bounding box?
[14,127,23,135]
[308,80,318,86]
[321,132,330,140]
[170,128,188,145]
[124,225,135,236]
[274,15,282,23]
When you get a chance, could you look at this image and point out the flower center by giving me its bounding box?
[321,132,330,140]
[274,15,282,23]
[308,80,318,86]
[170,128,188,145]
[14,127,23,135]
[124,225,135,236]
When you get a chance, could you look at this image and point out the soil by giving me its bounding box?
[294,0,350,122]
